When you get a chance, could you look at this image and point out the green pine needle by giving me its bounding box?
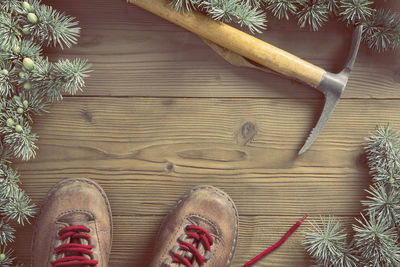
[339,0,373,25]
[353,213,400,266]
[0,1,89,264]
[296,0,329,31]
[362,183,400,227]
[0,63,14,97]
[32,4,80,49]
[171,0,267,33]
[3,123,37,161]
[164,0,399,52]
[305,125,400,266]
[303,216,351,266]
[170,0,200,11]
[363,9,400,53]
[0,246,15,267]
[53,58,92,95]
[0,220,15,246]
[266,0,299,20]
[325,0,340,16]
[0,12,21,47]
[365,124,400,186]
[0,189,36,225]
[0,164,21,199]
[231,2,267,33]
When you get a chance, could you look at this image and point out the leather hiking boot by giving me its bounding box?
[32,178,112,267]
[150,185,239,267]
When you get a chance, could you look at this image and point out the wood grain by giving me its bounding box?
[13,97,399,265]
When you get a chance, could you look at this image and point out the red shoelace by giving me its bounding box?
[243,214,308,267]
[165,215,307,267]
[51,225,98,267]
[166,224,214,267]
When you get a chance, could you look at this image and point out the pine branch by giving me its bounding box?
[31,3,81,49]
[53,58,92,95]
[303,216,357,266]
[0,12,21,47]
[0,220,15,246]
[296,0,329,31]
[0,63,15,97]
[170,0,200,11]
[339,0,373,25]
[0,163,20,199]
[325,0,340,16]
[266,0,299,20]
[244,0,263,8]
[365,124,400,186]
[0,1,89,265]
[363,8,400,52]
[165,0,399,52]
[305,125,400,266]
[0,189,36,225]
[362,183,400,228]
[1,121,37,161]
[353,213,400,266]
[171,0,267,33]
[0,246,15,267]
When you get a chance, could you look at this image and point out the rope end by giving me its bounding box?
[299,214,308,223]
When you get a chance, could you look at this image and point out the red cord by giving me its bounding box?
[243,214,308,267]
[166,224,214,267]
[51,225,98,267]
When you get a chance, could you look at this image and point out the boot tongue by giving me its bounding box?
[57,211,94,225]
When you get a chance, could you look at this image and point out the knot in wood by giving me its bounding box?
[238,121,256,145]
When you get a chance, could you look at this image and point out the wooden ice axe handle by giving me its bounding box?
[130,0,326,88]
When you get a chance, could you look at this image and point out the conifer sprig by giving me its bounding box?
[304,125,400,266]
[0,0,91,265]
[303,216,358,266]
[171,0,267,33]
[166,0,400,52]
[339,0,373,25]
[296,0,329,31]
[266,0,298,20]
[363,8,400,52]
[353,214,400,266]
[362,183,400,226]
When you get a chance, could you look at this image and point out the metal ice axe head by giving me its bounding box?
[130,0,363,154]
[298,25,363,154]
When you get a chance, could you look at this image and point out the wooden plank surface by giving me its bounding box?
[11,0,400,266]
[14,97,400,266]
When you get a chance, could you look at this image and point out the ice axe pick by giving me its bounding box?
[129,0,363,154]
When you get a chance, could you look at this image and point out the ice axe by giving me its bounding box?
[129,0,363,154]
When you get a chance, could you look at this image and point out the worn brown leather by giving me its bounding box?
[32,178,112,267]
[150,185,239,267]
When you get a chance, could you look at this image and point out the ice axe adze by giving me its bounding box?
[129,0,363,155]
